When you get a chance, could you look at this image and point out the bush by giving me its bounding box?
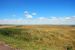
[0,28,32,41]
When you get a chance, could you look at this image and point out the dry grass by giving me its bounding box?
[0,25,75,50]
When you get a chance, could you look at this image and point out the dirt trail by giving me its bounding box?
[0,44,16,50]
[0,26,16,50]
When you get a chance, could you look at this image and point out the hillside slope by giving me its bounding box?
[0,25,75,50]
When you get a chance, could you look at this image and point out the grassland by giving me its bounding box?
[0,25,75,50]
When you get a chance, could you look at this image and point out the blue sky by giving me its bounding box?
[0,0,75,25]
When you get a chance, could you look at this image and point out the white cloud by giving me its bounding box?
[0,16,75,25]
[25,14,33,18]
[64,17,71,20]
[37,17,49,21]
[0,10,75,25]
[39,17,45,19]
[51,16,57,19]
[24,11,37,19]
[24,11,28,14]
[32,13,37,15]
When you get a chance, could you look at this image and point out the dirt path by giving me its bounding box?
[0,26,17,50]
[0,44,16,50]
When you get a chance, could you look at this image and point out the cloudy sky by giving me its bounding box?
[0,0,75,25]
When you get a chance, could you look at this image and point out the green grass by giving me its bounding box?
[0,33,57,50]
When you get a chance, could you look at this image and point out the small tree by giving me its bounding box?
[64,44,73,50]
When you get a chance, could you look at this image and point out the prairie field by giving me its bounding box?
[0,25,75,50]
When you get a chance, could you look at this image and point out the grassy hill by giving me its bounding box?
[0,25,75,50]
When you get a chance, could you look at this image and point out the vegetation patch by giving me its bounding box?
[0,26,75,50]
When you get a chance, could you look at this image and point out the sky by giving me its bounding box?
[0,0,75,25]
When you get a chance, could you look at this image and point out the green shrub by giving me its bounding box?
[0,28,32,41]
